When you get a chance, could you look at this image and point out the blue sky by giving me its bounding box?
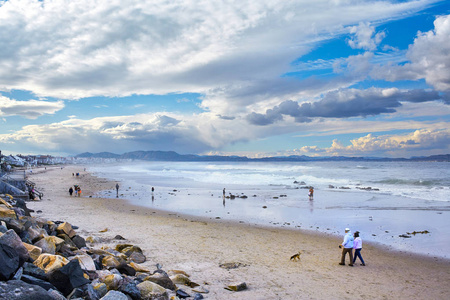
[0,0,449,158]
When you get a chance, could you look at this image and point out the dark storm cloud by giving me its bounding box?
[246,88,443,126]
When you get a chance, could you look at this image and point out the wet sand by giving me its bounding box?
[27,165,450,300]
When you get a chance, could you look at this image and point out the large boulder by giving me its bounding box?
[0,206,16,218]
[71,235,87,249]
[74,254,97,271]
[0,243,20,280]
[48,259,90,296]
[34,253,69,273]
[137,281,168,300]
[0,229,30,265]
[56,222,76,238]
[0,280,55,300]
[23,242,42,261]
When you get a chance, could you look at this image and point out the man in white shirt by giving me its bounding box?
[339,228,354,266]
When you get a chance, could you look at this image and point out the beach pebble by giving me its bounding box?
[225,282,247,291]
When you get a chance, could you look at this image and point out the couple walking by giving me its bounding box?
[339,228,365,266]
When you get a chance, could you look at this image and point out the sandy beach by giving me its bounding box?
[27,165,450,300]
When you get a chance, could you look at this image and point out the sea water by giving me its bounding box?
[90,161,450,258]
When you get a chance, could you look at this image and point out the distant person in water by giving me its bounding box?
[308,187,314,200]
[353,231,365,266]
[223,188,226,197]
[116,183,119,197]
[152,187,155,193]
[69,187,73,196]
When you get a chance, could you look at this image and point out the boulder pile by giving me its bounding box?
[0,195,210,299]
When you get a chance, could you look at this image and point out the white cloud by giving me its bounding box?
[371,14,450,92]
[288,128,450,157]
[0,0,433,113]
[0,96,64,119]
[347,22,386,51]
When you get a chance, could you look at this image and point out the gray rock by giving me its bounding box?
[0,242,20,280]
[100,290,129,300]
[21,274,57,291]
[0,280,55,300]
[0,229,30,265]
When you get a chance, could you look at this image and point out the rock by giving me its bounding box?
[119,281,141,300]
[169,274,199,288]
[167,270,190,277]
[27,226,46,243]
[74,254,97,271]
[117,263,136,276]
[114,235,126,240]
[193,293,204,300]
[129,251,146,264]
[47,289,67,300]
[102,274,122,291]
[56,222,76,238]
[225,282,247,291]
[93,282,108,298]
[21,274,57,291]
[399,234,411,238]
[0,279,55,300]
[129,261,150,272]
[0,243,20,280]
[0,206,16,218]
[23,261,48,280]
[23,242,43,261]
[3,218,25,234]
[0,229,30,265]
[192,286,209,294]
[72,235,87,249]
[34,236,64,254]
[102,255,122,269]
[34,253,69,273]
[137,281,168,300]
[86,236,103,244]
[145,273,176,291]
[0,224,8,233]
[176,289,190,299]
[48,259,91,296]
[100,290,128,300]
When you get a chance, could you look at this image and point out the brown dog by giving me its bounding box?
[290,251,301,261]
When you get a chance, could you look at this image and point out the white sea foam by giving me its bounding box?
[91,160,450,258]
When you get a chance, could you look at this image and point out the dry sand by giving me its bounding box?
[27,165,450,300]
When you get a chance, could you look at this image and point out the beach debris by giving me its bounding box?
[225,282,247,291]
[407,230,430,235]
[290,251,301,261]
[399,234,411,238]
[328,185,335,189]
[99,228,108,232]
[262,206,267,208]
[356,186,380,191]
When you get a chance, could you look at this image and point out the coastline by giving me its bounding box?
[27,165,450,300]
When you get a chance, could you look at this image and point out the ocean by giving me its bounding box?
[90,160,450,258]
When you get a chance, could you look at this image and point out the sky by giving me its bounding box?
[0,0,449,158]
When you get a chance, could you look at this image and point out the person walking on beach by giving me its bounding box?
[69,187,73,196]
[353,231,365,266]
[77,187,81,197]
[116,183,120,197]
[308,187,314,200]
[339,228,354,266]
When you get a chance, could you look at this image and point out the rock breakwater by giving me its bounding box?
[0,194,220,300]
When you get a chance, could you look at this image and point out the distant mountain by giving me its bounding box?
[75,151,450,162]
[75,152,120,159]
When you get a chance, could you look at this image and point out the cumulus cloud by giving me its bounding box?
[0,96,64,119]
[288,129,450,157]
[372,14,450,92]
[347,22,386,51]
[246,88,442,125]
